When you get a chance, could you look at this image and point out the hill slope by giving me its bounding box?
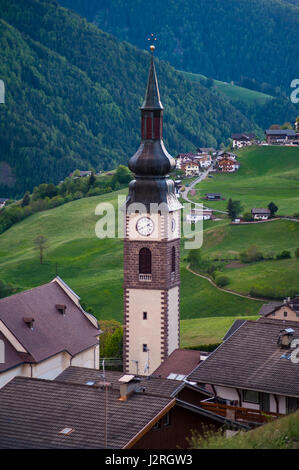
[60,0,299,90]
[0,0,256,197]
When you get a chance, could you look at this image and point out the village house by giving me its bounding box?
[196,153,212,169]
[232,133,256,149]
[181,160,200,177]
[0,368,248,449]
[251,208,271,220]
[205,193,222,201]
[197,147,216,156]
[0,277,101,388]
[265,129,296,145]
[188,318,299,416]
[0,198,8,209]
[186,208,213,223]
[259,297,299,321]
[218,157,240,173]
[175,153,198,169]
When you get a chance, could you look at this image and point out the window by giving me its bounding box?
[139,248,151,274]
[284,311,288,317]
[286,396,298,414]
[171,246,176,273]
[143,344,148,352]
[143,312,147,320]
[153,420,161,430]
[242,389,259,404]
[162,412,170,426]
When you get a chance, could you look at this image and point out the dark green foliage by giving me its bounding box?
[0,0,255,197]
[240,245,264,263]
[61,0,299,90]
[185,343,221,352]
[276,250,291,260]
[227,198,242,220]
[215,275,230,287]
[21,192,30,207]
[0,280,17,299]
[295,247,299,259]
[99,320,123,358]
[268,202,278,216]
[243,212,253,222]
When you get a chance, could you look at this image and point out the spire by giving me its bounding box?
[141,54,163,111]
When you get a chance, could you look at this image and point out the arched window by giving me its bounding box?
[139,248,151,274]
[171,246,176,273]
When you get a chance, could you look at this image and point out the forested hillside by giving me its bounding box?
[60,0,299,90]
[0,0,256,197]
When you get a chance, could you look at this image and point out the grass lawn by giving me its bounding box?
[179,70,272,106]
[190,146,299,215]
[180,315,257,347]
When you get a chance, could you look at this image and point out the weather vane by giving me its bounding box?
[148,33,157,53]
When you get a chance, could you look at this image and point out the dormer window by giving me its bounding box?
[23,317,34,330]
[56,304,66,315]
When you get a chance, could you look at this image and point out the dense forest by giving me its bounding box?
[0,0,257,197]
[60,0,299,90]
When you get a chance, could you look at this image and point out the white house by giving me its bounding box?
[0,277,101,388]
[186,209,213,223]
[251,208,271,220]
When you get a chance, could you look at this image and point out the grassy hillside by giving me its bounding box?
[191,146,299,215]
[180,71,273,106]
[192,411,299,449]
[0,0,256,197]
[0,189,262,345]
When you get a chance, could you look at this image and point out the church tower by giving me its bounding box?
[123,47,182,376]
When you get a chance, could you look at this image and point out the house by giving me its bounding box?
[265,129,296,145]
[0,370,247,449]
[69,170,92,179]
[186,209,213,223]
[196,153,212,169]
[295,120,299,133]
[197,147,216,156]
[259,297,299,321]
[205,193,222,200]
[218,157,240,173]
[181,160,200,177]
[0,277,101,388]
[0,198,8,209]
[251,208,271,220]
[188,318,299,415]
[232,133,256,149]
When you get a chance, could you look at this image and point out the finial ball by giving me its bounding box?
[150,45,155,52]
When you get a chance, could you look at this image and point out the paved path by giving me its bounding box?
[186,264,272,302]
[181,167,228,214]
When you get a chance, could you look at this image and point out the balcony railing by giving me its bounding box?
[139,274,152,282]
[199,401,282,425]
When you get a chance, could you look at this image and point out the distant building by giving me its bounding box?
[0,277,101,388]
[205,193,222,200]
[218,157,240,172]
[251,208,271,220]
[259,297,299,321]
[181,160,200,176]
[265,129,296,145]
[196,153,212,169]
[69,170,92,178]
[0,198,8,209]
[186,209,213,223]
[232,133,256,149]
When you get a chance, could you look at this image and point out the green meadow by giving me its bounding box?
[191,146,299,215]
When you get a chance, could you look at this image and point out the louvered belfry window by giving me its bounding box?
[139,248,152,274]
[171,246,176,273]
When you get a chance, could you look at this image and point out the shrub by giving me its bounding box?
[243,212,253,222]
[215,275,230,287]
[293,213,299,220]
[240,245,263,263]
[276,250,291,260]
[295,247,299,259]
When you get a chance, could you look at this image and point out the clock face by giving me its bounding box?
[171,218,176,232]
[136,217,154,236]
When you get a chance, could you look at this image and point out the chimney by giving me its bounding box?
[23,317,34,330]
[277,328,294,349]
[56,304,67,315]
[118,375,141,401]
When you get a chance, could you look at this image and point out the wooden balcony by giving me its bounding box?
[199,401,282,426]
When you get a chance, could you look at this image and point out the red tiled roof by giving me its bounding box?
[152,348,202,379]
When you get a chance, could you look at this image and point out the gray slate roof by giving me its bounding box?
[258,302,283,316]
[265,129,296,136]
[0,376,173,449]
[188,319,299,397]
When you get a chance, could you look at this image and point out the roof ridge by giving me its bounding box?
[0,279,55,304]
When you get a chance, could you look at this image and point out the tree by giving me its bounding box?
[268,202,278,217]
[295,247,299,259]
[281,122,293,130]
[34,235,48,264]
[88,171,96,188]
[243,212,253,222]
[21,191,30,207]
[227,199,242,220]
